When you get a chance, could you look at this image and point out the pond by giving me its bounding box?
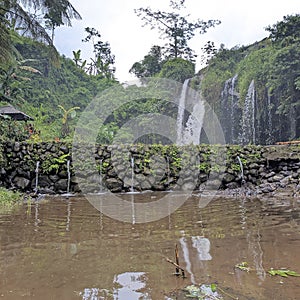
[0,191,299,299]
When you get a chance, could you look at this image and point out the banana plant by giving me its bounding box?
[72,50,87,69]
[57,105,80,138]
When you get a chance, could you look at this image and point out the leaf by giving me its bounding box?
[268,269,300,277]
[210,283,217,292]
[235,261,251,272]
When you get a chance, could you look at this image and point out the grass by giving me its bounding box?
[0,187,22,213]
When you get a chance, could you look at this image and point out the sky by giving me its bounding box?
[54,0,299,83]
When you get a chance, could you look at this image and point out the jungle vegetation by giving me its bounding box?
[0,0,299,144]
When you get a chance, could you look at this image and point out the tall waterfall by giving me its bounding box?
[176,79,205,145]
[176,79,190,144]
[220,74,240,144]
[240,80,256,144]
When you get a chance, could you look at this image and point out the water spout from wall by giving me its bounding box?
[34,161,40,194]
[237,156,245,184]
[66,160,71,194]
[98,159,105,194]
[130,157,135,193]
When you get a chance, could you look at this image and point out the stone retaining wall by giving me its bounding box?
[0,142,299,195]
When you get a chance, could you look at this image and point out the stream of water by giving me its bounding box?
[0,192,299,299]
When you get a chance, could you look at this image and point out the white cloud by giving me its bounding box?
[55,0,299,82]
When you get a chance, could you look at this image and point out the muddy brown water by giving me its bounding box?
[0,191,299,299]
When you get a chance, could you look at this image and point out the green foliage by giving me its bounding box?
[43,0,82,40]
[235,261,251,272]
[158,58,195,82]
[82,27,116,79]
[135,0,220,61]
[183,284,223,299]
[1,35,118,141]
[57,104,80,138]
[41,153,70,174]
[265,14,300,45]
[0,117,29,142]
[201,46,245,110]
[129,45,164,79]
[268,269,300,277]
[201,14,300,142]
[0,187,22,208]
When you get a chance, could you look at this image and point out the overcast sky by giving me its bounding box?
[55,0,299,83]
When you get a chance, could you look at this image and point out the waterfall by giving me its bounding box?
[176,78,205,145]
[220,74,240,144]
[34,161,40,194]
[176,79,190,144]
[240,80,256,144]
[267,91,272,144]
[182,100,205,144]
[230,74,239,143]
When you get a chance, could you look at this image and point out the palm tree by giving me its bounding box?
[0,0,81,63]
[0,59,42,104]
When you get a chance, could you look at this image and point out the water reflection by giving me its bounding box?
[113,272,148,299]
[191,236,212,261]
[0,192,299,300]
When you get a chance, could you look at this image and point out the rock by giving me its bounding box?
[222,173,235,184]
[264,171,276,179]
[259,183,276,193]
[13,142,20,152]
[225,182,240,189]
[13,176,30,189]
[105,178,123,192]
[55,179,68,192]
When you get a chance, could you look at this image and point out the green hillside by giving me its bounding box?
[0,10,299,145]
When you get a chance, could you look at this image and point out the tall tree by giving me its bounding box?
[0,59,41,104]
[43,0,81,41]
[82,27,116,79]
[0,0,81,62]
[134,0,221,61]
[265,14,300,45]
[129,45,164,79]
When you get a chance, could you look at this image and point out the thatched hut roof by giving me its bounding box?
[0,105,34,121]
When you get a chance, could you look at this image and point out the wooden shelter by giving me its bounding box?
[0,105,34,121]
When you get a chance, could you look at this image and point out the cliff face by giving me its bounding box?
[197,29,300,145]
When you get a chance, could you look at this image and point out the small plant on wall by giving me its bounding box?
[41,153,70,174]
